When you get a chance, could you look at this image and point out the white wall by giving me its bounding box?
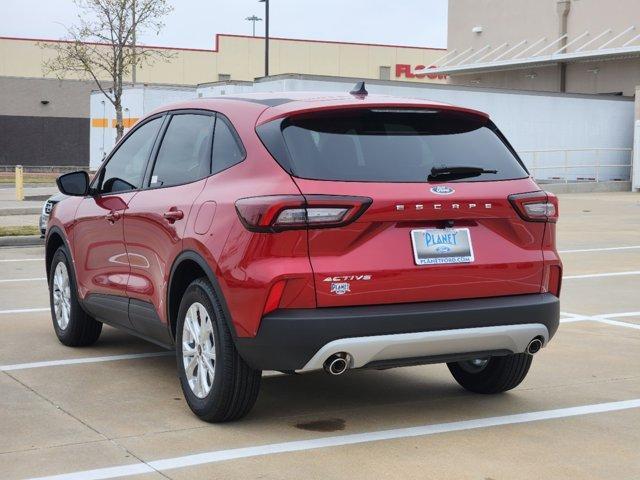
[197,83,256,97]
[633,120,640,190]
[218,77,633,182]
[90,78,635,182]
[89,85,196,170]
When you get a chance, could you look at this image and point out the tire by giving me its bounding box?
[49,246,102,347]
[447,353,533,394]
[176,278,261,422]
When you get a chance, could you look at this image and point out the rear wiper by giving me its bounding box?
[428,166,498,181]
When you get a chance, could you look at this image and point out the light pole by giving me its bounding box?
[258,0,269,77]
[245,15,262,37]
[131,0,137,84]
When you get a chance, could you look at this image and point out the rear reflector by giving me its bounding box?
[548,265,562,297]
[509,191,558,223]
[263,280,287,315]
[236,195,372,232]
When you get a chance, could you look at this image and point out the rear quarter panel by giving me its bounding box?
[182,104,316,337]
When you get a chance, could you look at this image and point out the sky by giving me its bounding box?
[0,0,448,50]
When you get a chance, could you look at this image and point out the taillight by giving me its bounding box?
[235,195,372,232]
[509,191,558,223]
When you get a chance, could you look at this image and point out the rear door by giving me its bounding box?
[272,108,546,307]
[124,111,215,327]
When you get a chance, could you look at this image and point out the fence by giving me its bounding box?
[518,148,633,183]
[0,150,634,186]
[0,165,89,174]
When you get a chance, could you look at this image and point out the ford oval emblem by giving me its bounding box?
[430,186,455,195]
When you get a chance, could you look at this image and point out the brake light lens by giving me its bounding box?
[235,195,372,232]
[509,191,558,223]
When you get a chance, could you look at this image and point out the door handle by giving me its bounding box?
[163,209,184,223]
[105,211,121,223]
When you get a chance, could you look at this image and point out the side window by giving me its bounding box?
[150,114,215,188]
[99,117,162,194]
[212,115,246,174]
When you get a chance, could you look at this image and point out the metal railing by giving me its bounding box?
[518,148,633,183]
[0,165,89,174]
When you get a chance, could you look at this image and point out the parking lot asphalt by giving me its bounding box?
[1,192,639,480]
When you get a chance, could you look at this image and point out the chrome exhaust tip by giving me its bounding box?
[324,353,351,375]
[526,337,544,355]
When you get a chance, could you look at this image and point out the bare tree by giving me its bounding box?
[43,0,173,141]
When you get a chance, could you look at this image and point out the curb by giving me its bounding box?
[0,208,42,216]
[25,195,51,202]
[0,235,45,247]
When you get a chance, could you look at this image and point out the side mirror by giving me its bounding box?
[57,171,90,196]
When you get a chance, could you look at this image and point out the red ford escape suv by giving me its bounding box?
[47,85,561,422]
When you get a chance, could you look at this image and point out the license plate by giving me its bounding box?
[410,228,474,265]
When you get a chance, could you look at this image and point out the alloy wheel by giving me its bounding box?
[52,262,71,330]
[182,302,216,398]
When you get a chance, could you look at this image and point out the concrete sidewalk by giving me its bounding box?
[0,214,40,227]
[0,186,57,199]
[0,186,57,216]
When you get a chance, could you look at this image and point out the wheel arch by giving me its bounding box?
[45,226,71,282]
[167,250,237,342]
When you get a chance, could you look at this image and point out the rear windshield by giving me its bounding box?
[274,109,528,182]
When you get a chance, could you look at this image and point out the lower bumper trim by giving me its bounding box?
[299,323,548,372]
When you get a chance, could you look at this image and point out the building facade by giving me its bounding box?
[435,0,640,96]
[0,77,94,167]
[0,34,446,167]
[0,34,447,86]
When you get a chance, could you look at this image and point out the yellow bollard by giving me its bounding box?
[15,165,24,201]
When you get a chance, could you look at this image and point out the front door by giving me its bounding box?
[73,116,164,326]
[73,193,135,299]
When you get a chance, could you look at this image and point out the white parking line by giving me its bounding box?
[561,311,640,330]
[26,398,640,480]
[1,311,629,372]
[596,311,640,319]
[0,277,46,284]
[593,318,640,330]
[0,245,635,262]
[0,307,49,315]
[0,352,173,372]
[559,312,589,323]
[563,270,640,280]
[0,258,42,263]
[2,272,639,284]
[559,245,640,253]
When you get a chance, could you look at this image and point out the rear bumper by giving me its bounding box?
[234,293,559,371]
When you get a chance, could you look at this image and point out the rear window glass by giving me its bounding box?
[278,109,528,182]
